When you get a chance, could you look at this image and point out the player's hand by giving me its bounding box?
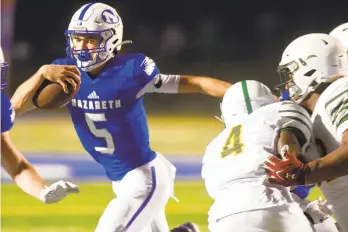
[305,197,333,224]
[39,65,81,93]
[264,145,309,186]
[316,197,334,216]
[39,180,80,204]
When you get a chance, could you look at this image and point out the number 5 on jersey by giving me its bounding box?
[221,124,244,158]
[85,113,115,154]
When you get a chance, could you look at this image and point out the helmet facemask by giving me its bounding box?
[276,57,331,103]
[65,29,116,72]
[276,59,314,102]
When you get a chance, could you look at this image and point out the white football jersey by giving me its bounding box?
[310,77,348,231]
[202,101,313,218]
[311,77,348,155]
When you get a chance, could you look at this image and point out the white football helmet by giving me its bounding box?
[278,33,348,103]
[65,2,129,72]
[330,22,348,48]
[0,46,9,90]
[221,80,275,128]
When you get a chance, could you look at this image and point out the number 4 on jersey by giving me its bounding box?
[221,124,244,158]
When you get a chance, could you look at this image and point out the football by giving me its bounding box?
[32,79,79,109]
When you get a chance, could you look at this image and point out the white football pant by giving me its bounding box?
[314,216,340,232]
[321,179,348,232]
[95,153,176,232]
[209,203,315,232]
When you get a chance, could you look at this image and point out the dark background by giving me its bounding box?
[3,0,347,114]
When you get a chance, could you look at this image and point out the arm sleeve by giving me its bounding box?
[276,101,313,153]
[324,80,348,140]
[136,73,180,98]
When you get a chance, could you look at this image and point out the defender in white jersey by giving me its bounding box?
[264,33,348,231]
[202,80,314,232]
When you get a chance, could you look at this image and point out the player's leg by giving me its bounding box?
[150,208,200,232]
[320,181,348,232]
[150,210,170,231]
[95,196,131,232]
[314,217,340,232]
[95,155,175,232]
[209,203,315,232]
[278,203,315,232]
[95,167,170,232]
[121,157,175,232]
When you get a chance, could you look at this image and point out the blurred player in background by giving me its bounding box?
[1,47,79,204]
[10,2,231,232]
[264,33,348,231]
[202,80,314,232]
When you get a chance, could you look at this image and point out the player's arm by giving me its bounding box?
[305,131,348,184]
[276,102,313,158]
[277,130,302,159]
[302,86,348,184]
[1,132,79,203]
[305,140,348,183]
[176,74,232,97]
[265,135,348,186]
[265,102,313,185]
[1,131,46,200]
[136,73,232,98]
[11,64,80,115]
[265,86,348,186]
[134,55,230,98]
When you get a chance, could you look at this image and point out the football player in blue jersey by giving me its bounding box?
[1,47,80,204]
[11,2,231,232]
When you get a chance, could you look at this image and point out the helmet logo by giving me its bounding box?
[101,9,119,24]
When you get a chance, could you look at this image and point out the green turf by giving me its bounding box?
[1,182,324,232]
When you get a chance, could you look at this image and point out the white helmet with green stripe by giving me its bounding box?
[278,33,348,103]
[330,22,348,48]
[221,80,275,128]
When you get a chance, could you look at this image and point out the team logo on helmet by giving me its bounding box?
[101,9,119,24]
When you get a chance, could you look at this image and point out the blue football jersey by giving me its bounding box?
[1,92,15,133]
[53,54,159,180]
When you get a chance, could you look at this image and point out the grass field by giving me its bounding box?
[2,114,325,231]
[1,182,323,232]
